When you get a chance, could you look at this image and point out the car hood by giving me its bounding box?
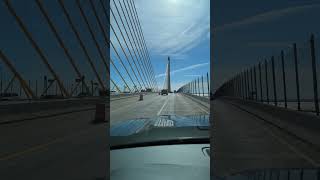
[110,115,210,149]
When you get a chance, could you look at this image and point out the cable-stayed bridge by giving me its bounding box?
[1,0,320,179]
[0,0,209,179]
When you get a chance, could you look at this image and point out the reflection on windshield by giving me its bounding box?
[224,168,320,180]
[110,115,209,137]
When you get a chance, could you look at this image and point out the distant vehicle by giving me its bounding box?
[161,89,168,95]
[174,90,177,93]
[0,92,19,101]
[146,88,152,92]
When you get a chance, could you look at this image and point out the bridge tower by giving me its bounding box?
[163,56,171,92]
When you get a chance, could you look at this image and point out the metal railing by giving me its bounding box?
[215,34,320,115]
[177,72,210,97]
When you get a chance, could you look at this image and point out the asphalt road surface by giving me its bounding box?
[0,93,208,180]
[3,93,317,179]
[212,99,320,176]
[110,93,210,125]
[0,107,107,180]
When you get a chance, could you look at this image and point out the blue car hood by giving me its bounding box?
[111,115,210,136]
[110,115,210,149]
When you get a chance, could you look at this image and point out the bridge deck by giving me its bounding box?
[212,98,320,176]
[111,93,209,125]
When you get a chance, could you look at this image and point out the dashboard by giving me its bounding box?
[110,144,210,180]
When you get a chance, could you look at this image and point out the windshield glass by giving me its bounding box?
[110,0,210,148]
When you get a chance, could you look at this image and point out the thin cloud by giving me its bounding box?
[134,0,210,58]
[215,3,320,31]
[156,62,209,78]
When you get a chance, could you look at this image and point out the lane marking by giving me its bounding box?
[182,95,209,114]
[196,104,209,114]
[157,95,170,116]
[0,138,63,161]
[0,128,93,161]
[261,124,319,167]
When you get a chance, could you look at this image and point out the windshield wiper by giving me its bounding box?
[110,137,210,150]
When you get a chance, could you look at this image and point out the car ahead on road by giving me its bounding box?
[160,89,168,95]
[110,115,210,180]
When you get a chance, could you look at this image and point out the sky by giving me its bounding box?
[110,0,210,91]
[213,0,320,91]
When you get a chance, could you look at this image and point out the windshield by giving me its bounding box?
[110,0,211,148]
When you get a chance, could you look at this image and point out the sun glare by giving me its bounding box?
[168,0,178,4]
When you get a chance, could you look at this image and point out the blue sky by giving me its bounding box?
[213,0,320,91]
[110,0,210,91]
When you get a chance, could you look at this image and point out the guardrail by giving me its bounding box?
[177,72,211,97]
[215,34,320,116]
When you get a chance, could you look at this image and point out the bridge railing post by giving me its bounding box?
[248,69,250,99]
[293,43,301,111]
[242,71,245,99]
[265,59,269,104]
[250,67,253,100]
[202,75,204,96]
[198,77,200,96]
[240,74,243,99]
[271,56,277,106]
[310,34,319,115]
[207,72,209,97]
[259,62,263,102]
[281,50,288,108]
[254,65,258,101]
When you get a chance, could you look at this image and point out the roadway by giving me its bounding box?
[212,98,320,176]
[110,93,209,125]
[0,92,209,180]
[3,92,317,178]
[0,106,107,180]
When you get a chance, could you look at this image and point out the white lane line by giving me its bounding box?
[197,105,209,114]
[157,96,170,116]
[261,124,320,167]
[183,95,209,114]
[229,102,320,167]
